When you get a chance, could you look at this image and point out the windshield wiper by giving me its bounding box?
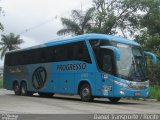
[126,57,135,81]
[118,73,130,80]
[134,56,146,80]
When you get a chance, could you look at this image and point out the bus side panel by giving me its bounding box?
[93,72,104,96]
[53,72,75,94]
[53,61,83,94]
[3,66,14,90]
[26,61,76,94]
[3,65,27,90]
[73,62,97,96]
[26,63,55,93]
[75,72,95,95]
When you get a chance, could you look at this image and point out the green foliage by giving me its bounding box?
[58,0,160,38]
[147,62,160,85]
[0,33,23,59]
[0,80,3,88]
[57,7,95,36]
[136,33,160,51]
[157,91,160,101]
[140,0,160,35]
[148,86,157,99]
[90,0,160,38]
[90,0,147,37]
[148,86,160,101]
[135,33,160,85]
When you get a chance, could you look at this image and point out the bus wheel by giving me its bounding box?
[108,97,121,103]
[38,93,54,98]
[80,83,93,102]
[13,82,20,95]
[20,82,28,96]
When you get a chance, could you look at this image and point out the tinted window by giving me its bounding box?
[53,44,69,62]
[71,41,91,63]
[89,39,116,75]
[5,41,92,66]
[90,39,110,61]
[90,39,110,47]
[54,41,91,63]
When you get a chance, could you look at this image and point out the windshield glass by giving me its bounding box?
[116,43,147,82]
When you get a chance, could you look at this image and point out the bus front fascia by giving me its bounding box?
[100,46,120,61]
[144,51,157,64]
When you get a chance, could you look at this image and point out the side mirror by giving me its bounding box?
[100,46,120,61]
[144,51,157,64]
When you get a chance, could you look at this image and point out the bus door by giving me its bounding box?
[96,49,115,96]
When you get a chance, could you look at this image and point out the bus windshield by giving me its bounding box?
[89,39,148,82]
[116,43,147,82]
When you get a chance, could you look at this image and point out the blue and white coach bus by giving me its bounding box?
[3,34,157,103]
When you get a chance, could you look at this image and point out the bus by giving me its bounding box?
[3,34,157,103]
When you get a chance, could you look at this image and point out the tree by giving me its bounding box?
[90,0,147,37]
[0,23,3,31]
[139,0,160,35]
[133,0,160,56]
[134,0,160,85]
[57,7,95,36]
[0,33,23,59]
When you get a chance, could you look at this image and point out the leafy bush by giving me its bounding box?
[0,80,3,88]
[156,88,160,101]
[148,86,157,99]
[148,86,160,101]
[148,62,160,85]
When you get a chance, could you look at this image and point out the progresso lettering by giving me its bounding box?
[57,63,86,71]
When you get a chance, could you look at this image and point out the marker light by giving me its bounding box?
[120,90,125,95]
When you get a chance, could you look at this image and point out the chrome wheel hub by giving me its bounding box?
[82,88,89,97]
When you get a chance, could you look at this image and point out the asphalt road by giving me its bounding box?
[0,89,160,115]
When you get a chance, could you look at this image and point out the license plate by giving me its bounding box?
[134,92,141,96]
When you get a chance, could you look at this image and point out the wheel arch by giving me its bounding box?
[20,79,28,87]
[77,80,92,95]
[12,80,19,89]
[20,80,28,87]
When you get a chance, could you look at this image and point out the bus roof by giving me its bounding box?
[7,33,140,53]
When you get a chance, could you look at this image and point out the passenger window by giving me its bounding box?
[5,41,92,66]
[54,45,68,62]
[53,41,92,63]
[72,41,91,63]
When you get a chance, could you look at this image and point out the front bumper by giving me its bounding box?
[113,87,149,97]
[111,79,149,98]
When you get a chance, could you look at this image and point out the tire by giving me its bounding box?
[80,83,93,102]
[20,82,29,96]
[13,82,20,95]
[108,97,121,103]
[38,93,54,98]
